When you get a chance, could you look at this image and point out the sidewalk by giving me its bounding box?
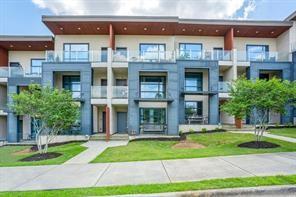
[231,131,296,143]
[64,141,128,164]
[1,152,296,192]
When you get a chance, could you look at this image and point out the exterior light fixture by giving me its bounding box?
[123,27,127,30]
[198,29,202,32]
[256,31,259,34]
[161,27,165,31]
[77,27,81,30]
[96,27,100,30]
[237,30,240,33]
[144,27,148,31]
[215,29,219,33]
[28,45,31,48]
[271,31,274,34]
[182,28,186,32]
[59,27,63,30]
[44,45,48,48]
[10,44,13,48]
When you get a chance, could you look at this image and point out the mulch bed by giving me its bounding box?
[238,141,280,149]
[19,152,62,162]
[30,140,86,152]
[173,140,206,149]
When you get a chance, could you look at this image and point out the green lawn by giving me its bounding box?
[92,132,296,163]
[1,175,295,197]
[268,128,296,139]
[0,142,86,167]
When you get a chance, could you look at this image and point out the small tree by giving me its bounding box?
[222,77,296,143]
[10,84,79,154]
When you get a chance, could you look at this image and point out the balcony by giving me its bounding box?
[176,50,232,61]
[45,50,107,63]
[237,51,290,62]
[218,81,231,92]
[0,67,41,78]
[91,86,107,98]
[113,50,176,63]
[112,86,128,98]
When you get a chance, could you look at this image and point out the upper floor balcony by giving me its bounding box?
[237,51,290,62]
[218,81,231,92]
[0,67,41,78]
[45,49,290,64]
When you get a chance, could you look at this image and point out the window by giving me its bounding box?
[179,43,202,60]
[185,101,203,119]
[140,44,165,60]
[140,76,166,99]
[246,45,269,61]
[140,108,166,125]
[116,47,127,58]
[63,76,81,99]
[31,59,44,74]
[63,43,89,62]
[213,47,223,60]
[101,47,108,62]
[185,73,203,91]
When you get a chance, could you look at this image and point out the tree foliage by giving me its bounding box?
[222,77,296,143]
[10,84,79,153]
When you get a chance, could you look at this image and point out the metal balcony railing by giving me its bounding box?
[91,86,107,98]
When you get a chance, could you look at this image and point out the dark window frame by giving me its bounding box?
[140,76,166,99]
[246,44,269,61]
[30,58,45,74]
[63,43,89,62]
[185,101,203,119]
[179,43,203,60]
[139,108,167,125]
[62,75,81,99]
[139,43,166,60]
[185,72,203,92]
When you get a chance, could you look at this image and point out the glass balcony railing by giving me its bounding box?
[218,81,231,92]
[91,86,107,98]
[112,86,128,98]
[237,51,290,62]
[45,50,108,63]
[0,67,41,78]
[176,50,232,61]
[113,50,176,63]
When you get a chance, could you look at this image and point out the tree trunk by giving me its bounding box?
[235,118,242,129]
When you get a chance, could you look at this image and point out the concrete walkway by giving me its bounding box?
[231,131,296,143]
[64,141,128,164]
[1,152,296,192]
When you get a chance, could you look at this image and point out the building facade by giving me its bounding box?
[1,13,296,142]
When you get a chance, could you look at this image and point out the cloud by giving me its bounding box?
[32,0,255,19]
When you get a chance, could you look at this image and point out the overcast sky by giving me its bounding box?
[0,0,296,35]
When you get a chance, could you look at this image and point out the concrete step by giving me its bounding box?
[90,134,129,141]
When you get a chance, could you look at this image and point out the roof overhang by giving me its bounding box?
[285,10,296,21]
[42,15,293,38]
[0,36,54,51]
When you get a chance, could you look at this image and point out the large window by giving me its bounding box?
[31,59,44,75]
[140,108,166,133]
[140,76,166,99]
[140,44,165,60]
[185,73,203,91]
[63,76,81,99]
[101,47,108,62]
[246,45,269,61]
[179,43,202,60]
[185,101,203,118]
[64,43,89,62]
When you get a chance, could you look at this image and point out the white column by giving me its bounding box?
[232,49,238,80]
[107,48,114,134]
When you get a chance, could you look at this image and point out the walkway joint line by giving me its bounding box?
[218,157,257,177]
[161,160,172,183]
[93,163,111,186]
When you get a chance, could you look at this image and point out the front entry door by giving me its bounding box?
[117,112,127,133]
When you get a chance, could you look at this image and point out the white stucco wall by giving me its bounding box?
[8,51,45,74]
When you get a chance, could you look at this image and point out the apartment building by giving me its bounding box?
[1,12,296,142]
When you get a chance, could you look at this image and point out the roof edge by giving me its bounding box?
[0,35,54,41]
